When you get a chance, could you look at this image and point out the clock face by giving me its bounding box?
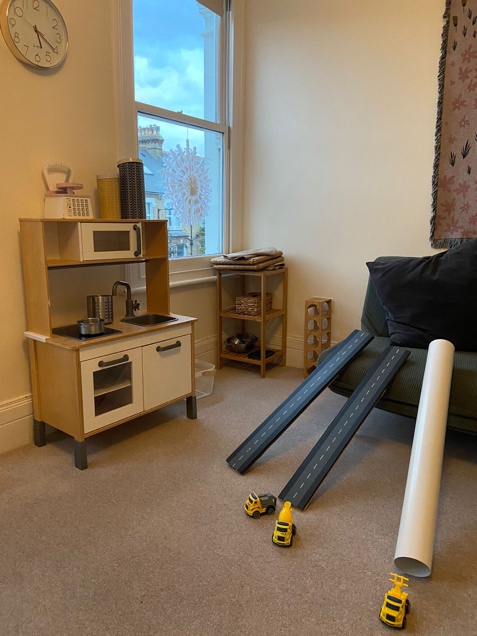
[0,0,68,69]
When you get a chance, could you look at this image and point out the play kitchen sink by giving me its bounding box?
[121,313,178,326]
[110,280,178,326]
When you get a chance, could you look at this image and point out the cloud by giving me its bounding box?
[134,47,204,119]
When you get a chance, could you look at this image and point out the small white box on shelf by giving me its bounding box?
[195,360,216,399]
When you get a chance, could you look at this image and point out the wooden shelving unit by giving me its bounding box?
[216,268,287,378]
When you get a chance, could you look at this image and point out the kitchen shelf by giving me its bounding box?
[216,268,287,378]
[94,379,132,397]
[46,255,168,269]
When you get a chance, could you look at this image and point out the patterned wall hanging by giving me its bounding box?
[431,0,477,247]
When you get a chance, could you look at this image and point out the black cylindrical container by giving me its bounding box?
[117,157,146,219]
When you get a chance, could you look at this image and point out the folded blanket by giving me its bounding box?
[210,252,283,266]
[221,247,282,260]
[211,255,285,270]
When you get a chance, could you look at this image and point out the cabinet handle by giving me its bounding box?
[156,340,181,353]
[98,354,129,368]
[133,224,142,257]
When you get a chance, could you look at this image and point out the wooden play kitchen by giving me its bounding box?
[19,219,197,469]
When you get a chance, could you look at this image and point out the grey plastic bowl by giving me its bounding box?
[226,332,258,353]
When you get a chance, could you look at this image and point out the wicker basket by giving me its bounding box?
[235,292,272,316]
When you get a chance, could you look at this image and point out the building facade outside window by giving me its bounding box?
[132,0,228,262]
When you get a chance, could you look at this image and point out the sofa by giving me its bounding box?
[319,248,477,435]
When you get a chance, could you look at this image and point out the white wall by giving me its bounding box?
[242,0,443,361]
[1,2,119,403]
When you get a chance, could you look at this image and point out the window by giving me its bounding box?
[132,0,228,263]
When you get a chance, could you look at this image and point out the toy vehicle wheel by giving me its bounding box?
[292,524,297,535]
[405,599,411,614]
[402,615,407,629]
[266,506,275,515]
[252,510,261,519]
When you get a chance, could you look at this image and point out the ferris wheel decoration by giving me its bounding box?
[161,140,212,225]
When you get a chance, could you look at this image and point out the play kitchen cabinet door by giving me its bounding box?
[80,331,192,433]
[142,334,192,411]
[81,346,144,434]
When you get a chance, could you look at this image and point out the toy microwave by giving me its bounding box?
[80,222,143,260]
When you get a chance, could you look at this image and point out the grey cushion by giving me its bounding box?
[366,240,477,351]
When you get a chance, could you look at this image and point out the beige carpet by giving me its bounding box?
[1,363,476,636]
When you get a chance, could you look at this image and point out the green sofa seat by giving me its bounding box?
[319,257,477,435]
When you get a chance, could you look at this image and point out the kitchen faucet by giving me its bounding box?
[111,280,140,318]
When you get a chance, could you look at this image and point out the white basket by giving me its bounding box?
[195,360,216,399]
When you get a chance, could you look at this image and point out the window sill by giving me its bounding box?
[170,274,217,289]
[170,264,217,288]
[131,267,217,294]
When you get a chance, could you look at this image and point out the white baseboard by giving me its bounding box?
[284,334,304,369]
[0,396,33,455]
[194,335,217,365]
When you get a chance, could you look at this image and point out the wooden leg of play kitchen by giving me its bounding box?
[73,440,88,470]
[186,395,197,419]
[30,341,47,447]
[33,419,46,447]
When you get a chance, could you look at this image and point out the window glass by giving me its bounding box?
[132,0,225,260]
[133,0,219,122]
[138,113,224,257]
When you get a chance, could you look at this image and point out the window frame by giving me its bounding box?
[117,0,237,289]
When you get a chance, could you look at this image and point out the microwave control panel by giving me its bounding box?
[44,196,94,219]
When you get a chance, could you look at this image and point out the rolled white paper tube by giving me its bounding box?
[394,339,454,577]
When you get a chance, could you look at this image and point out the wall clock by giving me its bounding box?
[0,0,68,69]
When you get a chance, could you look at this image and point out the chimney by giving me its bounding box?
[138,124,164,159]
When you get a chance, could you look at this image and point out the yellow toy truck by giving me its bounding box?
[272,501,297,547]
[379,573,411,629]
[244,492,277,518]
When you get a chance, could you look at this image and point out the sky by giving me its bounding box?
[133,0,213,152]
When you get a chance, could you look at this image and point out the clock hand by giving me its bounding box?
[33,25,43,48]
[35,28,58,53]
